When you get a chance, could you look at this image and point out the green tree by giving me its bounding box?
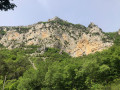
[0,0,16,11]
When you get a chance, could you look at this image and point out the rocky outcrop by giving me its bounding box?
[118,29,120,35]
[0,17,113,57]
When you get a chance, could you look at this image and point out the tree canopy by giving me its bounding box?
[0,0,16,11]
[0,32,120,89]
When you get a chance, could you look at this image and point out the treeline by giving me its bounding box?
[17,45,120,90]
[0,45,120,90]
[0,48,31,90]
[0,32,120,89]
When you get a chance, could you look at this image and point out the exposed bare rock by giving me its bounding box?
[118,29,120,35]
[48,16,62,22]
[0,17,113,57]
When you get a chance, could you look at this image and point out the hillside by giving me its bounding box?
[1,17,120,90]
[0,17,113,57]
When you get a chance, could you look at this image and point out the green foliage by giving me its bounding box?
[4,79,18,90]
[49,19,72,27]
[92,32,100,36]
[104,32,120,45]
[74,24,86,30]
[0,80,3,90]
[49,19,86,30]
[103,79,120,90]
[11,45,120,89]
[1,37,120,89]
[17,69,40,90]
[0,30,6,35]
[13,27,31,33]
[23,45,41,54]
[0,0,16,11]
[37,21,47,24]
[45,60,88,90]
[0,48,31,89]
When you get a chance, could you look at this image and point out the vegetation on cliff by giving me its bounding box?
[0,19,120,89]
[0,32,120,89]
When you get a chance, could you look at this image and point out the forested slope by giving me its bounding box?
[0,32,120,90]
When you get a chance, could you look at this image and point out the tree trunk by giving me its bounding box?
[3,75,7,90]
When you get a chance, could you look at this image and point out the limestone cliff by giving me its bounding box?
[0,17,113,57]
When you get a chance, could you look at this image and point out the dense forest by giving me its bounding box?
[0,32,120,90]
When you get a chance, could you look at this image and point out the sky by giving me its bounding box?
[0,0,120,32]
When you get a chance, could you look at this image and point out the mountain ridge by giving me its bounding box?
[0,17,114,57]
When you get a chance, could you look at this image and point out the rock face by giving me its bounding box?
[118,29,120,35]
[0,17,113,57]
